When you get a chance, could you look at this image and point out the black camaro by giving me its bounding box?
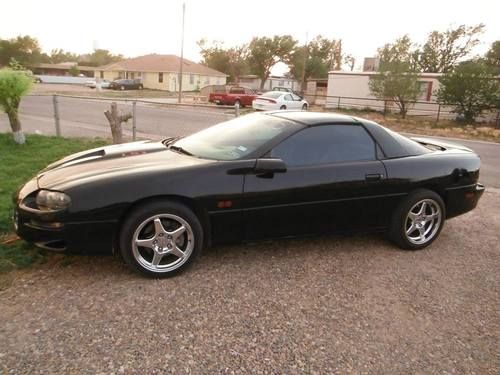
[13,112,484,277]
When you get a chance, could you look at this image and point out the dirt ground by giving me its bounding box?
[0,189,499,374]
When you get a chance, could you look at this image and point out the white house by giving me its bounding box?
[325,71,447,118]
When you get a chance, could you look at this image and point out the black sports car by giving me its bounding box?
[13,112,484,277]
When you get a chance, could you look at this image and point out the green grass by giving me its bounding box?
[0,133,108,273]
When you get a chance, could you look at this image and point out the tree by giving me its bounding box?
[79,49,123,67]
[49,49,79,64]
[369,64,422,118]
[417,24,485,73]
[247,35,297,89]
[287,36,342,88]
[0,69,33,144]
[68,65,79,76]
[198,40,248,82]
[484,41,500,75]
[437,61,499,122]
[370,36,423,118]
[0,35,46,67]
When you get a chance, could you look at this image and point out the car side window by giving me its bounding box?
[291,94,301,101]
[284,94,293,101]
[270,125,376,167]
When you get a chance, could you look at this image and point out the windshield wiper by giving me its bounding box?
[169,145,194,156]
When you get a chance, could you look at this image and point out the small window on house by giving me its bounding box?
[100,71,104,79]
[159,73,163,83]
[130,72,135,79]
[279,80,284,86]
[190,74,194,84]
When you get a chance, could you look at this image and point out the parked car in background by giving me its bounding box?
[209,86,257,107]
[85,79,111,89]
[253,91,308,111]
[109,79,143,90]
[272,87,303,98]
[13,112,484,277]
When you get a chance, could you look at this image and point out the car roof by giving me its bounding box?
[266,111,359,125]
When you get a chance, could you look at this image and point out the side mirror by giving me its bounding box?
[254,158,287,175]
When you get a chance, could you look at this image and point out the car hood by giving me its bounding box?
[37,140,211,190]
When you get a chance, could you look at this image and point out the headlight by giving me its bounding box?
[36,190,71,211]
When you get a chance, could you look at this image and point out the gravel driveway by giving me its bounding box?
[1,190,499,374]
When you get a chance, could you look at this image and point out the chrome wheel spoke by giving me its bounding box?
[406,222,416,235]
[136,237,155,249]
[153,218,166,236]
[169,225,186,240]
[151,251,163,267]
[418,227,426,241]
[168,246,185,259]
[417,201,427,215]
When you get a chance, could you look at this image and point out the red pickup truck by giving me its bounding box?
[209,86,258,107]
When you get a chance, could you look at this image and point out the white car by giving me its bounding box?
[252,91,308,111]
[85,79,111,89]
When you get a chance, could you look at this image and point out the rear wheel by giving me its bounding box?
[280,105,287,110]
[389,189,445,250]
[119,200,203,277]
[302,103,308,111]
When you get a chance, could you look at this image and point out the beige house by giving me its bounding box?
[95,54,227,91]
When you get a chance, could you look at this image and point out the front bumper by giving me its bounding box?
[13,179,117,253]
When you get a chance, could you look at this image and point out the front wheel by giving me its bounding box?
[120,85,125,91]
[280,105,287,110]
[119,200,203,277]
[389,189,445,250]
[302,103,308,111]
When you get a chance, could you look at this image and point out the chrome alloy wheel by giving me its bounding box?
[132,214,194,273]
[405,199,442,245]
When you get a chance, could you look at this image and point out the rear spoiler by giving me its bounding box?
[411,136,473,152]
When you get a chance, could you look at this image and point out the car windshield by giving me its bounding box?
[172,113,296,160]
[260,92,283,99]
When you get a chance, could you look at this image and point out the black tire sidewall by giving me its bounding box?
[119,200,203,277]
[389,189,446,250]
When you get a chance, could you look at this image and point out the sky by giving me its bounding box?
[1,0,499,74]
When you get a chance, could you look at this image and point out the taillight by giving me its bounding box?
[257,97,276,104]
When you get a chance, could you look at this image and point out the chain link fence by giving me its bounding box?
[3,94,238,142]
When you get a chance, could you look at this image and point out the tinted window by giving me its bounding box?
[284,94,293,101]
[271,125,376,166]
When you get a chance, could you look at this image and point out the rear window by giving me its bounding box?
[229,88,245,94]
[261,91,283,99]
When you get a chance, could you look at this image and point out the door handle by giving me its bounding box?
[365,173,383,181]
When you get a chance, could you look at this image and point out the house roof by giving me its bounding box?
[97,54,227,76]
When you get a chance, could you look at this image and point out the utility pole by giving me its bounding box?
[178,2,186,103]
[300,31,308,94]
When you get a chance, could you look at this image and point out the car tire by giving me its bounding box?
[280,105,287,110]
[119,200,203,278]
[138,84,143,90]
[302,104,308,111]
[389,189,445,250]
[120,85,125,91]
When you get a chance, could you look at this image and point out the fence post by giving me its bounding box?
[52,94,61,137]
[132,101,137,141]
[436,104,441,124]
[337,96,341,110]
[235,102,240,117]
[496,110,500,129]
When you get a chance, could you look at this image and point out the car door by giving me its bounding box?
[243,124,389,240]
[283,94,295,109]
[290,93,303,109]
